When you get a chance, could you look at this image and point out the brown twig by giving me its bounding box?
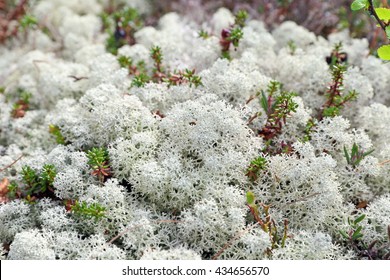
[247,113,259,125]
[211,223,259,260]
[367,0,387,33]
[108,219,183,244]
[0,154,23,172]
[68,75,89,82]
[379,159,390,166]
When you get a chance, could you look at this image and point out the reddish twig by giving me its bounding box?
[0,154,23,172]
[212,223,259,260]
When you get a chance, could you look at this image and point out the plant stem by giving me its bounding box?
[0,154,23,172]
[211,223,259,260]
[368,0,387,32]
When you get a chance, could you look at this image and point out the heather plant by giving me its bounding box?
[102,7,144,55]
[86,147,111,184]
[220,10,248,59]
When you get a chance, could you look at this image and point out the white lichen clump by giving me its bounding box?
[0,1,389,260]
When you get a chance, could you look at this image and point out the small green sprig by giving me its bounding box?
[21,164,56,197]
[164,69,203,88]
[246,156,267,181]
[183,69,203,87]
[40,164,56,192]
[7,181,20,200]
[86,147,111,183]
[11,89,32,118]
[131,73,150,87]
[320,62,358,119]
[340,214,366,241]
[103,7,143,55]
[228,27,244,49]
[21,166,39,192]
[151,45,165,80]
[198,29,210,39]
[287,40,297,55]
[234,10,248,28]
[118,55,151,87]
[19,15,38,30]
[117,55,133,68]
[258,81,298,141]
[71,200,106,220]
[343,143,374,168]
[220,9,248,59]
[246,191,289,254]
[341,214,390,259]
[298,118,316,142]
[49,124,65,145]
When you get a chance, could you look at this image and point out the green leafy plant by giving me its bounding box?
[287,40,297,55]
[102,7,143,55]
[127,47,202,88]
[150,45,166,82]
[246,191,290,255]
[20,164,57,199]
[117,55,132,68]
[340,214,390,259]
[245,81,297,155]
[164,68,203,88]
[301,118,317,142]
[351,0,390,60]
[343,143,375,168]
[198,29,210,39]
[320,52,357,119]
[71,200,106,220]
[86,147,111,184]
[39,164,56,193]
[19,14,38,30]
[258,81,298,141]
[21,166,39,193]
[220,10,248,59]
[246,156,267,181]
[11,89,32,118]
[117,55,151,87]
[6,181,21,200]
[131,73,151,87]
[340,214,365,241]
[49,124,65,145]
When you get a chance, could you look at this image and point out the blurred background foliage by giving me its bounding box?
[150,0,390,51]
[1,0,390,50]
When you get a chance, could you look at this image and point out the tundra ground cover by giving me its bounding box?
[0,0,389,260]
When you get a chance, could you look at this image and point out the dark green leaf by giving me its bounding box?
[354,214,366,224]
[351,143,359,157]
[344,146,350,165]
[363,149,375,157]
[352,226,363,240]
[339,230,349,239]
[260,90,269,114]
